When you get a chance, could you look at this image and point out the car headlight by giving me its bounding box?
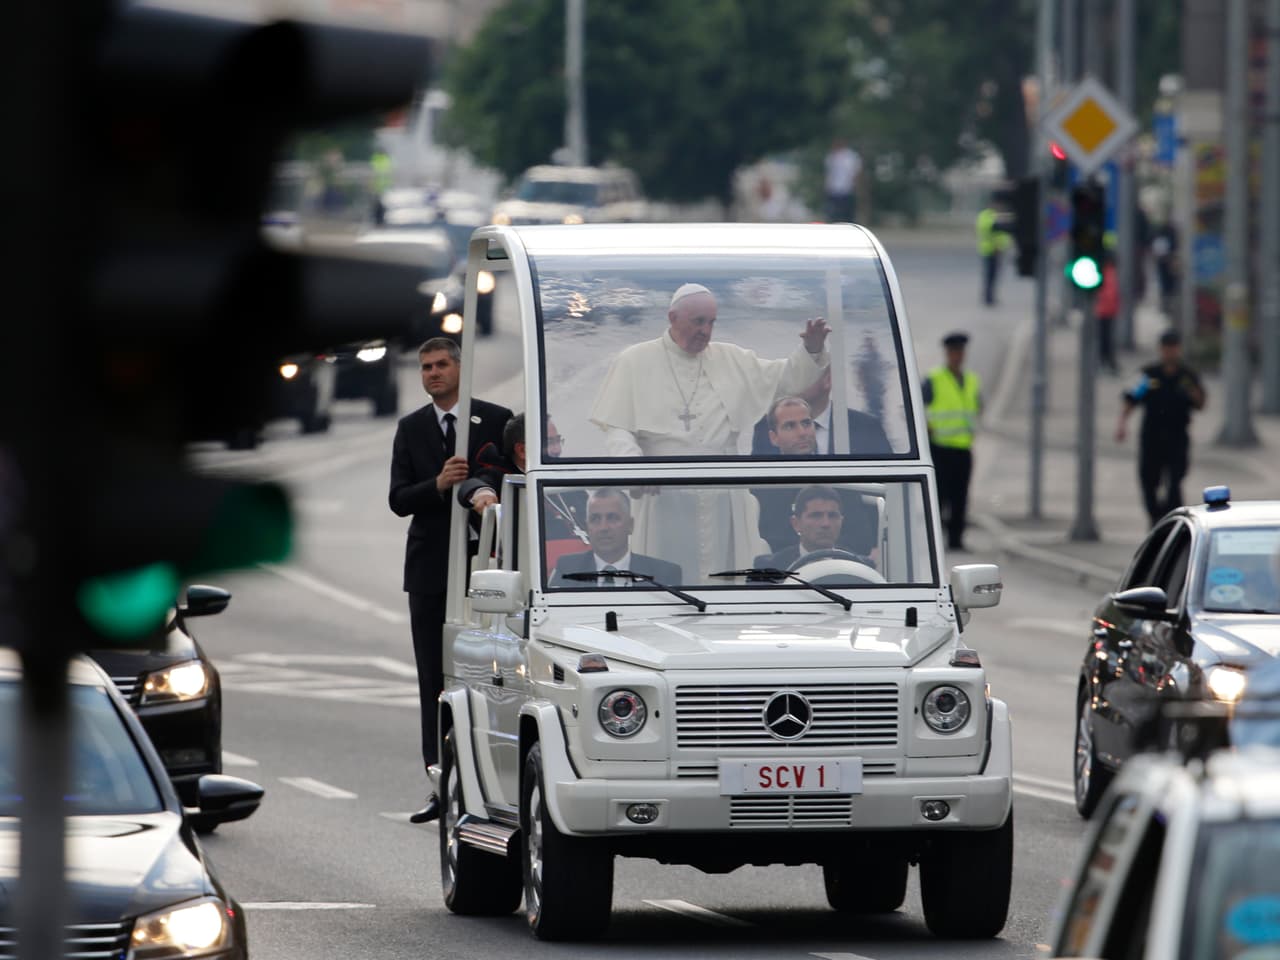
[922,684,971,733]
[431,290,448,313]
[130,897,230,958]
[599,689,647,738]
[491,211,511,225]
[562,212,584,224]
[278,362,299,380]
[1206,666,1247,702]
[441,313,463,334]
[140,661,209,705]
[476,269,496,295]
[356,345,387,363]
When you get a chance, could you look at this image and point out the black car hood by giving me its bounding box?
[1195,615,1280,666]
[0,813,214,922]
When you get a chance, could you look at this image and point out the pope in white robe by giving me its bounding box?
[589,283,831,578]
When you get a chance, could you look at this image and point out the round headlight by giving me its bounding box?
[599,689,647,738]
[278,362,300,380]
[441,313,463,334]
[1207,666,1247,702]
[922,684,971,734]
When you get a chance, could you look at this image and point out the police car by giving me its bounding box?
[1074,486,1280,817]
[1051,745,1280,959]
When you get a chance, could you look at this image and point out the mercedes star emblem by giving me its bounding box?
[762,690,813,741]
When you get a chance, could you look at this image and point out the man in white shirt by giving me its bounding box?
[823,137,862,223]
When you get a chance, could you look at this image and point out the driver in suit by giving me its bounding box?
[755,484,870,569]
[550,488,683,586]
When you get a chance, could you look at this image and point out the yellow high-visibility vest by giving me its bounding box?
[927,366,981,449]
[976,207,1010,256]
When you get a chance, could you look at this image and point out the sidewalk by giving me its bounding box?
[968,299,1280,591]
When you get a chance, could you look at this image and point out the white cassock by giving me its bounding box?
[590,331,830,578]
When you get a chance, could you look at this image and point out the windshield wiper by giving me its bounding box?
[710,568,852,612]
[561,570,707,612]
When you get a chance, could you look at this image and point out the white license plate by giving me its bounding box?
[718,759,862,796]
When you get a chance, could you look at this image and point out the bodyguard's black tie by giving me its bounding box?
[443,413,456,457]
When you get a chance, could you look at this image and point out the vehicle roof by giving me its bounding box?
[505,222,881,257]
[521,165,635,183]
[1179,501,1280,527]
[0,647,109,687]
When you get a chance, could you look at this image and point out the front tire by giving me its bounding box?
[823,855,908,913]
[919,810,1013,939]
[1074,687,1112,818]
[439,733,522,915]
[521,742,613,940]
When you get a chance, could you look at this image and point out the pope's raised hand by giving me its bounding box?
[801,317,831,354]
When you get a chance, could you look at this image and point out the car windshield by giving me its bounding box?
[540,477,934,590]
[1200,527,1280,613]
[535,249,913,462]
[516,179,600,206]
[0,681,164,817]
[1181,816,1280,960]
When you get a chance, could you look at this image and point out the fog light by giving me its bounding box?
[626,803,659,824]
[921,799,951,821]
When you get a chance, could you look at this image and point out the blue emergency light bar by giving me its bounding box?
[1203,485,1231,508]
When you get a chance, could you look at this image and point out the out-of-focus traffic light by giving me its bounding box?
[1049,141,1069,190]
[8,5,433,649]
[1009,177,1040,278]
[1068,181,1107,291]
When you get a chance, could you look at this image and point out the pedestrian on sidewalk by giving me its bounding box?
[1114,329,1207,527]
[1094,252,1120,375]
[823,136,861,223]
[975,194,1011,306]
[924,332,982,551]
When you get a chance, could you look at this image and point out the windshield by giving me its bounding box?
[535,251,913,463]
[0,681,163,816]
[516,179,600,206]
[1181,816,1280,960]
[540,477,934,589]
[1200,527,1280,613]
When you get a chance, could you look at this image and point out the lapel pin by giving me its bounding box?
[470,415,482,424]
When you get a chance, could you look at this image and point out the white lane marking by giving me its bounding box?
[295,498,345,515]
[1007,617,1088,639]
[1015,772,1073,791]
[258,563,408,625]
[1013,783,1075,806]
[812,953,879,960]
[236,653,418,678]
[642,899,752,928]
[242,902,376,911]
[279,777,358,800]
[222,751,258,767]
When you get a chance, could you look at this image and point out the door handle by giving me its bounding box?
[492,674,504,687]
[1092,626,1109,638]
[1116,638,1134,649]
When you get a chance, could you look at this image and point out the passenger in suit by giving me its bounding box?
[389,337,512,824]
[752,397,880,557]
[755,485,872,570]
[751,366,891,457]
[550,488,682,586]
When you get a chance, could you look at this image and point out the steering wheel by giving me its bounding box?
[788,548,886,585]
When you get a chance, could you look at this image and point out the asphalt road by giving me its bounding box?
[188,237,1092,960]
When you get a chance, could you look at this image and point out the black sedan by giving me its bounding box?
[0,649,261,957]
[86,586,231,808]
[1074,486,1280,817]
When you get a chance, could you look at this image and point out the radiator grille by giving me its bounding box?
[675,683,899,750]
[729,795,855,828]
[0,919,133,960]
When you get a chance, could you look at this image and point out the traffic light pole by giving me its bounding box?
[1259,0,1280,415]
[1115,0,1137,351]
[1070,288,1100,541]
[1029,0,1055,520]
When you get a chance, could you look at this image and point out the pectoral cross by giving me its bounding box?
[678,407,696,430]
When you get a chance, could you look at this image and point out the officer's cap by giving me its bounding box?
[1158,328,1182,346]
[942,331,969,349]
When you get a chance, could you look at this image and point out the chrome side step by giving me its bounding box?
[457,816,518,857]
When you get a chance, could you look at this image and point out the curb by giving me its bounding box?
[970,513,1124,593]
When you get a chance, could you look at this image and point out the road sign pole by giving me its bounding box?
[1030,0,1056,520]
[1116,0,1137,351]
[1260,0,1280,414]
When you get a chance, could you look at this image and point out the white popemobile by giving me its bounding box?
[429,223,1013,941]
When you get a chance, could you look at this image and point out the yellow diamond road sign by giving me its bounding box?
[1042,76,1137,175]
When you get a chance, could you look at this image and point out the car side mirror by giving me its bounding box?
[179,584,231,618]
[469,569,524,615]
[186,774,263,831]
[950,563,1002,610]
[1114,586,1177,620]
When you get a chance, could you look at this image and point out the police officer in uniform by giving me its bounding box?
[924,332,981,551]
[976,194,1011,306]
[1115,329,1206,526]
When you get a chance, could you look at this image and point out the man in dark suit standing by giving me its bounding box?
[389,337,512,823]
[550,489,682,586]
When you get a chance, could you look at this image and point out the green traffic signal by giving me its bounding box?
[77,562,181,640]
[1068,256,1103,290]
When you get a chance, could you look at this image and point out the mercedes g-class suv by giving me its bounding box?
[429,223,1013,942]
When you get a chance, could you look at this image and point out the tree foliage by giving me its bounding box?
[443,0,1038,206]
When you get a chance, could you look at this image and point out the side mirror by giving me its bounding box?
[186,774,263,831]
[469,569,524,615]
[951,563,1002,609]
[179,584,231,618]
[1114,586,1176,620]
